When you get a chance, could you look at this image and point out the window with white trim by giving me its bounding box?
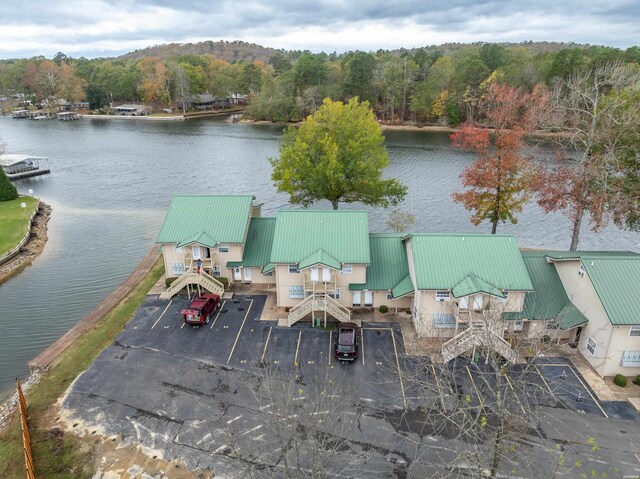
[387,290,393,300]
[546,319,559,329]
[499,290,509,302]
[171,262,185,275]
[329,288,341,300]
[433,313,456,328]
[629,325,640,337]
[578,262,586,277]
[289,285,304,298]
[341,264,352,274]
[586,336,596,356]
[458,296,469,309]
[621,351,640,367]
[288,264,299,274]
[173,244,183,253]
[212,265,221,277]
[263,271,273,277]
[218,244,230,253]
[435,291,450,302]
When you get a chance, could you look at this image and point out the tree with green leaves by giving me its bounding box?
[0,144,18,202]
[270,97,407,209]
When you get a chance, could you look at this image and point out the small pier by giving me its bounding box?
[0,154,51,180]
[57,111,80,121]
[12,110,56,120]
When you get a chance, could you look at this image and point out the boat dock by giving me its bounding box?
[57,112,80,121]
[0,154,51,180]
[12,110,57,120]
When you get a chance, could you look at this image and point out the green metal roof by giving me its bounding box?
[556,303,589,330]
[348,283,366,291]
[270,210,370,265]
[226,218,276,268]
[363,233,410,292]
[407,234,533,291]
[544,251,639,261]
[579,255,640,326]
[298,249,342,270]
[392,275,415,299]
[452,273,503,298]
[503,251,588,329]
[156,195,253,245]
[262,263,275,274]
[177,231,217,248]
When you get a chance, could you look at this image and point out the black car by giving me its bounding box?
[334,322,359,362]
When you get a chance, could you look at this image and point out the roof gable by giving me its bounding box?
[270,210,370,264]
[452,273,503,298]
[156,195,253,246]
[407,234,533,291]
[298,249,342,270]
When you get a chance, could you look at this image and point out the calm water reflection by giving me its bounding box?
[0,116,638,400]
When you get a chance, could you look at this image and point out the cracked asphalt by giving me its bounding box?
[62,294,640,478]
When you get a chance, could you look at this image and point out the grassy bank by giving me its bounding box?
[0,258,164,479]
[0,196,38,256]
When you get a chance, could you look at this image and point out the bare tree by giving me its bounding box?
[536,62,640,250]
[386,208,416,233]
[174,65,191,114]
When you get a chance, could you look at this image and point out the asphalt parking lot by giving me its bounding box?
[62,293,640,478]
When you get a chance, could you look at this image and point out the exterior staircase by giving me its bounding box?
[441,320,514,363]
[160,270,224,299]
[286,293,352,327]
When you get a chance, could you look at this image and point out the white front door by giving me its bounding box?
[364,291,373,306]
[233,267,242,281]
[473,295,483,310]
[192,245,202,260]
[322,267,331,282]
[353,291,361,306]
[310,267,319,282]
[244,267,252,282]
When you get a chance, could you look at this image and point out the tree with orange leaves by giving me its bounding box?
[451,83,550,234]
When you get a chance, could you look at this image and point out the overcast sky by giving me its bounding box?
[1,0,639,59]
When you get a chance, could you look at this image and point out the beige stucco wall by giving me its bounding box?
[162,243,245,281]
[554,260,613,377]
[603,326,640,377]
[244,267,275,285]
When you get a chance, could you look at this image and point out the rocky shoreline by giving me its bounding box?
[0,201,51,285]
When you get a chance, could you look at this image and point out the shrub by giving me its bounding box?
[613,374,627,387]
[165,277,178,287]
[216,276,229,288]
[379,305,388,314]
[633,375,640,386]
[542,335,551,343]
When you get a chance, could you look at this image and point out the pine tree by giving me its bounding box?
[0,168,18,201]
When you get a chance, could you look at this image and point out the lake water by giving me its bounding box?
[0,116,638,400]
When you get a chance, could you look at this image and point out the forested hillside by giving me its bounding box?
[1,40,639,125]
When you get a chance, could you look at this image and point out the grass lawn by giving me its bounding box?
[0,196,39,256]
[0,258,164,479]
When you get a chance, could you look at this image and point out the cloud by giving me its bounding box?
[0,0,638,58]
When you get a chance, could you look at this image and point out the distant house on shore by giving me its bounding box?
[187,93,231,111]
[113,104,150,116]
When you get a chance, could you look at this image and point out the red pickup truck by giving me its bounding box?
[180,294,221,325]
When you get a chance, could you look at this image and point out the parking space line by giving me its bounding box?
[210,300,226,329]
[294,330,302,366]
[226,299,253,364]
[361,328,365,366]
[567,366,608,418]
[390,329,408,410]
[533,365,554,395]
[151,300,172,329]
[466,366,484,407]
[328,329,332,366]
[431,364,447,410]
[261,326,272,363]
[504,373,527,415]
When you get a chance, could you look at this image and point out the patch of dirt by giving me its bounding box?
[0,201,51,284]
